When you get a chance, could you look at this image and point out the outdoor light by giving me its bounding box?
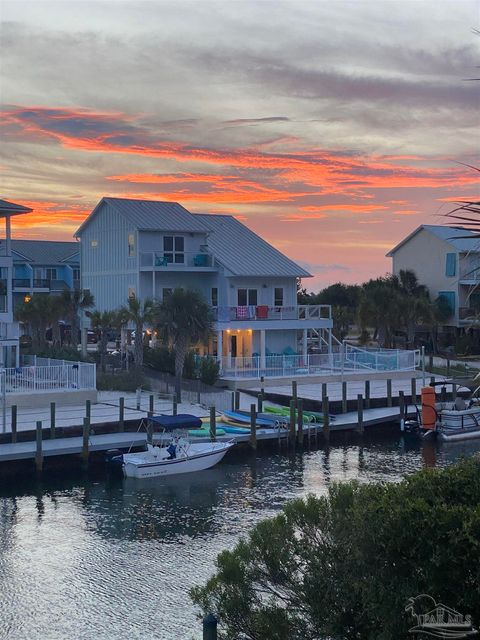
[24,295,31,303]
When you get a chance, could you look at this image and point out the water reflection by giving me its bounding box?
[0,437,479,640]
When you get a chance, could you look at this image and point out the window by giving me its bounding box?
[73,268,80,281]
[211,287,218,307]
[274,287,284,307]
[163,236,184,263]
[237,288,257,306]
[128,233,135,257]
[445,253,456,277]
[438,291,455,315]
[46,268,57,281]
[162,288,173,300]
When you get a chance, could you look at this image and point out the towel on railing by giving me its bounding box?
[236,306,248,319]
[256,305,268,319]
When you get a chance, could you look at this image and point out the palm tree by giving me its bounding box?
[87,309,118,372]
[395,269,433,349]
[119,296,156,368]
[154,289,214,401]
[15,295,62,351]
[61,289,94,346]
[358,276,402,348]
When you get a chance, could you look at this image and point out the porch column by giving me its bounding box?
[302,329,308,360]
[260,329,266,369]
[217,330,223,362]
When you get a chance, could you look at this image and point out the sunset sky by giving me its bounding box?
[1,0,478,290]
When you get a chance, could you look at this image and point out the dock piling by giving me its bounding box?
[364,380,370,409]
[173,394,178,416]
[430,376,435,387]
[82,417,90,468]
[50,402,56,439]
[209,406,217,442]
[292,381,297,403]
[85,399,91,421]
[11,405,17,443]
[357,394,364,435]
[289,399,296,446]
[399,390,405,430]
[297,398,304,446]
[35,421,43,472]
[387,379,392,407]
[257,393,263,413]
[411,378,417,405]
[119,397,125,431]
[148,394,154,417]
[260,376,265,396]
[250,404,257,450]
[231,391,235,411]
[321,382,327,403]
[452,383,457,402]
[342,381,347,414]
[136,387,141,410]
[322,395,330,442]
[197,379,201,405]
[234,391,240,411]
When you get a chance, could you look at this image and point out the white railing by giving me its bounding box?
[216,347,419,379]
[214,305,332,322]
[2,359,96,393]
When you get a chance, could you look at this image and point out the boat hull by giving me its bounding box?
[123,443,233,479]
[438,408,480,442]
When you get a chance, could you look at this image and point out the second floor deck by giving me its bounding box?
[140,250,217,271]
[213,304,332,327]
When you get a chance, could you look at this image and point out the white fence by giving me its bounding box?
[218,346,419,379]
[2,358,96,393]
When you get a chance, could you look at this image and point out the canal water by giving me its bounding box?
[1,435,479,640]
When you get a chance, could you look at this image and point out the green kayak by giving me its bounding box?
[188,428,226,437]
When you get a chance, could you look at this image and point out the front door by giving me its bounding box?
[230,335,237,358]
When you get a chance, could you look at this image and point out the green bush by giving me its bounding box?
[191,458,480,640]
[199,356,220,385]
[144,345,175,374]
[183,349,197,379]
[96,368,149,392]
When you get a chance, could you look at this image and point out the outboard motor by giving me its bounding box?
[105,449,123,466]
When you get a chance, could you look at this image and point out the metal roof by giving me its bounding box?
[196,214,311,278]
[0,240,80,264]
[75,197,207,235]
[387,225,480,257]
[0,199,32,216]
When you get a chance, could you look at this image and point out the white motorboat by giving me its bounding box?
[437,405,480,442]
[122,439,234,479]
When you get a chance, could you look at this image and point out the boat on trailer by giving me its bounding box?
[111,414,234,479]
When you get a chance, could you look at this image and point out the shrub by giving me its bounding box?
[96,368,149,392]
[199,356,220,385]
[182,349,197,380]
[144,345,175,375]
[191,458,480,640]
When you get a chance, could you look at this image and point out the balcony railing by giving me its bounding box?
[140,251,216,269]
[33,278,50,288]
[213,305,331,322]
[13,278,30,288]
[459,307,480,321]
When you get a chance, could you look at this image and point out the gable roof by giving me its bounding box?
[387,225,480,257]
[0,199,32,216]
[196,213,311,277]
[75,197,207,235]
[0,239,79,264]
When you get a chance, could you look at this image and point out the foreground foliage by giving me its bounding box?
[191,458,480,640]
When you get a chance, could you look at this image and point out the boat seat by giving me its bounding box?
[454,397,467,411]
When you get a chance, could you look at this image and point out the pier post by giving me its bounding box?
[322,395,330,442]
[11,405,17,443]
[231,391,235,411]
[197,378,201,405]
[257,393,263,413]
[411,378,417,405]
[136,387,142,411]
[364,380,370,409]
[387,379,392,407]
[441,386,447,403]
[35,421,43,472]
[148,394,154,418]
[234,390,240,411]
[357,394,364,435]
[297,398,304,446]
[119,397,125,432]
[342,381,347,414]
[292,381,297,403]
[82,417,90,469]
[50,402,55,439]
[289,399,296,446]
[321,382,327,403]
[250,404,257,450]
[452,383,457,403]
[203,613,218,640]
[430,376,435,387]
[399,390,405,429]
[173,394,178,416]
[446,358,450,376]
[85,399,91,422]
[209,406,216,442]
[260,375,265,396]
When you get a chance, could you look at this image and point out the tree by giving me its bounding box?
[119,296,156,368]
[154,289,214,401]
[191,458,480,640]
[60,289,94,346]
[15,294,63,350]
[358,275,402,347]
[395,269,432,348]
[87,310,118,372]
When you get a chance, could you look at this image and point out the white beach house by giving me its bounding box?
[76,198,334,373]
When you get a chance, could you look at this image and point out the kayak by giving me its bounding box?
[222,410,276,427]
[188,428,226,437]
[201,422,251,435]
[264,406,335,422]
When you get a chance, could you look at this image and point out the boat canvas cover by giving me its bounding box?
[149,414,202,430]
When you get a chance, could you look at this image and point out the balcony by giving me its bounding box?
[13,279,70,291]
[140,251,217,271]
[213,305,332,323]
[459,307,480,323]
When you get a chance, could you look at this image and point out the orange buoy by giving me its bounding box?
[421,386,437,430]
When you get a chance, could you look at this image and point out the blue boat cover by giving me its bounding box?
[149,414,202,430]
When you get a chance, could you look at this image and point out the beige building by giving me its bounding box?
[387,225,480,331]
